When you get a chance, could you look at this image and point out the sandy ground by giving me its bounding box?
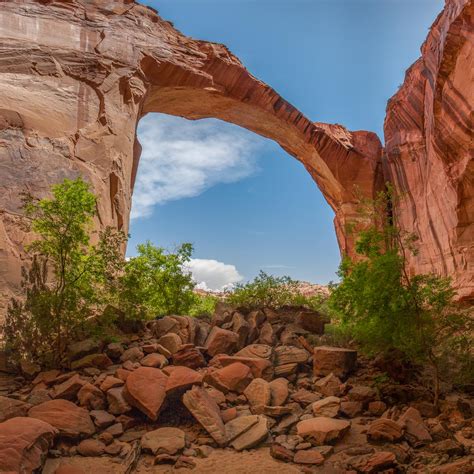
[43,448,303,474]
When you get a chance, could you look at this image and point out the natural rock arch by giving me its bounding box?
[0,0,472,315]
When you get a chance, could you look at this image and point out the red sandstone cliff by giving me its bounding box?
[384,0,473,300]
[0,0,472,315]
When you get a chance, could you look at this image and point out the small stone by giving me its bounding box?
[77,439,105,456]
[141,427,186,455]
[244,378,271,414]
[368,401,387,416]
[297,417,351,445]
[105,422,123,437]
[99,376,124,392]
[294,449,325,465]
[107,387,132,415]
[141,353,168,368]
[269,378,289,406]
[90,410,115,429]
[311,396,341,418]
[120,347,144,363]
[367,418,403,442]
[270,443,294,462]
[157,333,182,354]
[230,415,268,451]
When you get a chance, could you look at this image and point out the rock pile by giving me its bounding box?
[0,305,472,473]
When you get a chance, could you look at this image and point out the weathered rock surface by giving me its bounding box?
[0,0,385,316]
[123,367,167,420]
[28,399,95,438]
[0,417,57,473]
[141,427,186,455]
[384,0,473,300]
[296,417,351,445]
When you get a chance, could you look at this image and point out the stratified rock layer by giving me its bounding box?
[0,0,382,314]
[384,0,473,300]
[0,0,472,313]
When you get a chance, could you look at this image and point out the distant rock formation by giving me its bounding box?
[0,0,471,315]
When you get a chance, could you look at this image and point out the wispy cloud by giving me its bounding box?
[186,258,243,291]
[131,114,262,219]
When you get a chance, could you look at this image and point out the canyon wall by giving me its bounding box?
[0,0,471,316]
[384,0,473,300]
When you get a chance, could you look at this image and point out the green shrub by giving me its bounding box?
[3,178,108,365]
[119,241,197,319]
[188,294,219,319]
[329,186,473,404]
[227,270,327,311]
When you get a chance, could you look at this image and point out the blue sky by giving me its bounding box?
[129,0,444,290]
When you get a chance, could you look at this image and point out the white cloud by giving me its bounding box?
[186,258,243,291]
[131,114,261,219]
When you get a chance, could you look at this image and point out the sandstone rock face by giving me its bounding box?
[0,0,383,315]
[0,0,471,315]
[384,0,473,300]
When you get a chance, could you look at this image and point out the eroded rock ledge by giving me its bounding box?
[0,0,472,312]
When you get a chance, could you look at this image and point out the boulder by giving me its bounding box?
[205,327,239,356]
[236,344,272,360]
[258,322,274,345]
[348,385,376,404]
[141,427,186,455]
[90,410,115,429]
[164,366,203,394]
[297,417,351,445]
[70,353,112,370]
[77,439,106,456]
[399,407,432,445]
[141,353,168,368]
[53,373,84,400]
[105,342,124,360]
[120,347,144,363]
[77,384,105,412]
[225,415,259,443]
[0,396,31,422]
[244,378,271,414]
[107,386,132,416]
[182,386,226,446]
[28,399,95,438]
[68,339,102,362]
[157,333,182,354]
[231,312,250,348]
[313,346,357,378]
[269,378,289,406]
[209,354,273,380]
[204,362,253,394]
[99,376,124,392]
[339,401,363,418]
[123,367,168,420]
[314,373,344,397]
[230,415,268,451]
[297,308,326,334]
[0,417,57,473]
[311,396,341,418]
[172,346,206,369]
[367,418,403,442]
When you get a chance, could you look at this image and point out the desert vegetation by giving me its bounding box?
[1,178,472,474]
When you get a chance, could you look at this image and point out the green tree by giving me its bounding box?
[2,178,123,365]
[329,186,473,405]
[120,241,197,318]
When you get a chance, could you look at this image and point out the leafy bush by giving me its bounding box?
[119,241,197,319]
[329,187,473,404]
[188,294,219,319]
[3,178,112,365]
[227,270,327,311]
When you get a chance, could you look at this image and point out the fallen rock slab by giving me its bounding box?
[225,415,259,443]
[297,417,351,445]
[141,427,186,455]
[230,415,268,451]
[123,367,168,420]
[28,399,95,438]
[183,386,226,446]
[0,417,57,473]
